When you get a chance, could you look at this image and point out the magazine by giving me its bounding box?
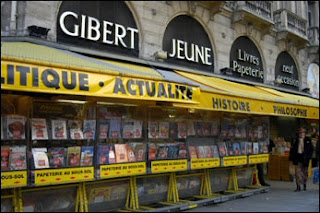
[51,120,67,140]
[232,142,241,155]
[226,142,234,156]
[80,146,94,166]
[133,120,143,138]
[31,118,48,140]
[123,120,135,139]
[108,145,116,164]
[211,145,220,158]
[157,144,168,159]
[187,121,195,136]
[188,145,198,159]
[83,120,96,140]
[68,120,83,140]
[48,147,65,168]
[195,122,204,136]
[178,143,188,158]
[127,144,136,162]
[247,142,253,155]
[204,146,213,158]
[148,143,158,160]
[109,118,121,138]
[197,146,206,159]
[240,142,247,155]
[177,122,187,139]
[6,115,26,140]
[159,122,169,139]
[32,148,49,169]
[1,117,3,140]
[148,121,159,139]
[167,144,179,159]
[235,119,247,139]
[211,119,220,137]
[132,143,146,162]
[98,119,109,139]
[169,123,178,139]
[97,144,109,165]
[202,122,211,136]
[115,144,128,163]
[253,142,259,154]
[67,146,81,167]
[1,145,10,170]
[9,146,26,170]
[218,142,228,157]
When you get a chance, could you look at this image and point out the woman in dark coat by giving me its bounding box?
[289,127,314,191]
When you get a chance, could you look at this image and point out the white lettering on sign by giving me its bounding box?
[59,11,138,49]
[282,65,294,74]
[168,39,212,66]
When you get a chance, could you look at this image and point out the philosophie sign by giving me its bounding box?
[229,36,264,83]
[275,52,299,90]
[163,15,214,72]
[1,171,27,188]
[151,159,188,173]
[57,1,139,57]
[100,162,146,179]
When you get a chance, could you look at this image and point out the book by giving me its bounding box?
[167,144,179,159]
[67,146,81,167]
[32,148,50,169]
[253,142,259,154]
[226,142,234,156]
[218,142,228,157]
[83,120,96,139]
[127,144,136,162]
[159,122,169,139]
[197,146,206,158]
[148,143,158,160]
[247,142,253,154]
[68,120,83,140]
[97,144,109,165]
[1,145,10,170]
[195,122,204,136]
[202,122,211,136]
[109,118,121,138]
[98,119,109,139]
[187,121,195,136]
[133,120,143,138]
[240,142,248,155]
[211,145,220,158]
[188,145,198,159]
[233,142,241,156]
[80,146,94,166]
[132,143,146,162]
[157,144,168,159]
[6,115,26,140]
[51,120,67,140]
[48,147,65,168]
[114,144,128,163]
[123,120,135,139]
[1,117,3,140]
[31,118,48,140]
[108,145,116,164]
[148,121,159,139]
[178,143,188,158]
[204,145,213,158]
[9,146,26,170]
[169,123,178,139]
[211,119,220,137]
[177,122,187,139]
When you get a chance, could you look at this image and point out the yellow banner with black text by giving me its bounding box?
[1,171,27,188]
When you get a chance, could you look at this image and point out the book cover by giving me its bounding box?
[159,122,169,139]
[67,146,81,167]
[247,142,253,154]
[261,141,269,154]
[80,146,94,166]
[188,145,198,159]
[167,144,179,159]
[169,123,178,139]
[211,145,220,158]
[31,118,48,140]
[114,144,129,163]
[148,121,159,139]
[197,146,206,159]
[202,122,211,136]
[48,147,65,168]
[108,145,116,164]
[218,142,228,157]
[51,120,67,140]
[240,142,247,155]
[132,143,146,162]
[195,122,204,136]
[98,119,109,139]
[133,120,143,138]
[232,142,241,156]
[226,142,234,156]
[178,143,188,158]
[157,144,168,160]
[127,144,136,162]
[1,117,3,140]
[123,120,135,139]
[204,145,213,158]
[83,120,96,140]
[253,142,259,154]
[1,145,10,170]
[6,115,26,140]
[148,143,158,160]
[68,120,83,140]
[109,118,121,138]
[211,119,220,137]
[177,122,187,139]
[32,148,49,169]
[221,124,229,138]
[187,121,195,136]
[97,144,109,165]
[9,146,26,170]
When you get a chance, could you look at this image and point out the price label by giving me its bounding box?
[191,158,220,170]
[248,154,269,164]
[1,171,27,188]
[100,162,146,179]
[151,159,188,173]
[222,156,247,167]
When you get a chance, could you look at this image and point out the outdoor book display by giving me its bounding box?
[1,94,271,212]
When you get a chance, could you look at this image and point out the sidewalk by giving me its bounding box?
[185,178,319,212]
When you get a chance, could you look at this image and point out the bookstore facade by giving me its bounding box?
[1,1,319,212]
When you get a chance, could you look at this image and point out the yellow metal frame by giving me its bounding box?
[1,188,20,212]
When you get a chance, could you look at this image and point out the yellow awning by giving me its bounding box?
[174,71,319,120]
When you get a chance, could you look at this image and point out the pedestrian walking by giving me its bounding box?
[289,127,314,191]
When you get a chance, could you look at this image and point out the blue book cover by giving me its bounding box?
[97,144,109,165]
[80,146,94,166]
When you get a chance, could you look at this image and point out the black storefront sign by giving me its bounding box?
[275,51,299,90]
[163,15,214,72]
[57,1,139,57]
[229,36,264,83]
